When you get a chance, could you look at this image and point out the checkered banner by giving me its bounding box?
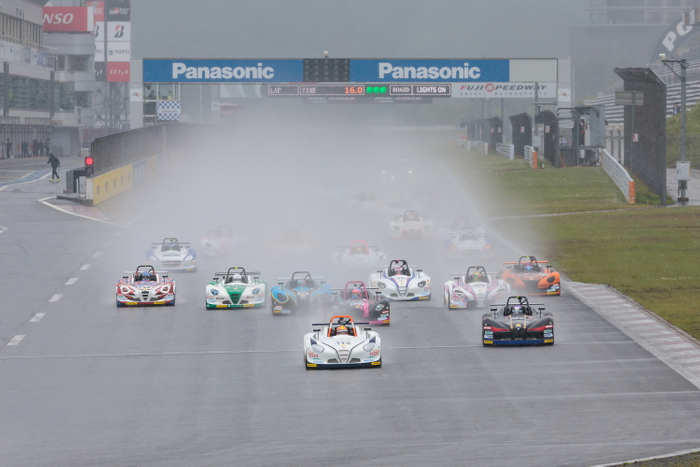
[157,101,181,121]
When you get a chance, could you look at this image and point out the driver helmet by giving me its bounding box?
[336,325,349,336]
[141,270,154,280]
[296,279,306,288]
[511,305,523,313]
[232,273,243,282]
[351,288,362,299]
[471,271,483,281]
[394,266,403,275]
[524,262,534,271]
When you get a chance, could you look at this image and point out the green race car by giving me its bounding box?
[205,267,267,309]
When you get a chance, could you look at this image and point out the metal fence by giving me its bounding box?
[90,123,215,177]
[599,148,635,204]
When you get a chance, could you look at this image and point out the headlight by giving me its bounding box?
[417,281,426,288]
[251,288,260,295]
[363,337,377,352]
[546,276,556,283]
[211,289,219,296]
[184,255,193,262]
[375,304,384,311]
[454,289,465,296]
[378,282,386,289]
[310,339,324,354]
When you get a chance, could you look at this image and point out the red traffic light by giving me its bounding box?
[84,156,94,166]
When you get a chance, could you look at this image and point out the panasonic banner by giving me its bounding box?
[143,59,304,83]
[350,59,509,82]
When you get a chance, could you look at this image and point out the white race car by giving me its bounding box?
[369,259,431,301]
[146,237,197,272]
[200,225,246,257]
[205,267,267,309]
[333,240,386,269]
[304,315,382,369]
[444,266,509,309]
[389,210,433,238]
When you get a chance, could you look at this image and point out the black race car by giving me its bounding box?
[482,296,553,346]
[325,281,391,326]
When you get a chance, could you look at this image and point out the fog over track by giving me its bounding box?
[1,109,699,466]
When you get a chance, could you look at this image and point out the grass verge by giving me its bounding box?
[434,145,700,340]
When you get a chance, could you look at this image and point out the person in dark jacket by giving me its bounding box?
[5,138,11,159]
[47,153,60,182]
[32,138,38,157]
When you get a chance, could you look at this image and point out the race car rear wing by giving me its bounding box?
[214,271,261,276]
[502,261,549,265]
[277,276,325,283]
[151,242,190,246]
[374,266,422,273]
[337,245,381,250]
[489,303,545,318]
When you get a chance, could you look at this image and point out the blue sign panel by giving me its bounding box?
[350,59,510,83]
[143,59,304,83]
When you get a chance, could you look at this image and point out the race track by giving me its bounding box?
[1,129,699,467]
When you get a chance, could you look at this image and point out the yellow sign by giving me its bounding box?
[371,361,381,366]
[544,339,554,344]
[483,340,493,344]
[306,363,317,367]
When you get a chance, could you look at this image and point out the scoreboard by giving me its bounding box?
[267,84,451,98]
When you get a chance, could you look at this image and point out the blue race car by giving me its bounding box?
[270,271,331,316]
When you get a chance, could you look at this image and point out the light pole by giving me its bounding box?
[660,55,689,202]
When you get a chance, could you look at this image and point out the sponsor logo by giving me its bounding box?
[483,340,493,344]
[544,339,554,343]
[371,361,381,366]
[44,13,75,24]
[369,350,380,356]
[378,62,481,80]
[172,63,274,80]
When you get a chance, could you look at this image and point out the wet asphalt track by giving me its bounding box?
[1,135,699,467]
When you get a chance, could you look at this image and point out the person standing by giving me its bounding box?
[47,153,61,182]
[44,137,50,156]
[22,140,29,158]
[5,138,11,159]
[39,138,44,157]
[32,138,38,158]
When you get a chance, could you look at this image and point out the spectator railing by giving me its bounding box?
[496,143,514,160]
[599,148,635,204]
[524,145,539,169]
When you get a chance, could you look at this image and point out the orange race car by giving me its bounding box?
[498,256,561,296]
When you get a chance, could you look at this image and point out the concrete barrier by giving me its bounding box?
[496,143,514,160]
[87,164,133,205]
[524,145,538,169]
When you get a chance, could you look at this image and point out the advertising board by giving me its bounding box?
[452,82,556,98]
[107,62,130,82]
[350,59,509,82]
[43,7,95,32]
[95,42,130,62]
[143,59,304,83]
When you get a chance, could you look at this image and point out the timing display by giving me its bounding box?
[300,85,365,96]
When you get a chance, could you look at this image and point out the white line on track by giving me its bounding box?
[30,313,46,322]
[0,172,51,192]
[0,225,6,234]
[37,196,121,227]
[7,335,25,346]
[92,251,102,258]
[65,278,78,285]
[49,294,62,302]
[80,264,91,271]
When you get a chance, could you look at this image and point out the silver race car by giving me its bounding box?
[369,259,431,301]
[146,237,197,272]
[444,266,509,309]
[303,315,382,369]
[333,240,386,269]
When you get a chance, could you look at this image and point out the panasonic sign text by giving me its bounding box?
[143,59,304,83]
[351,59,509,82]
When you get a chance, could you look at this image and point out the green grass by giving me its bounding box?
[438,146,638,217]
[435,144,700,340]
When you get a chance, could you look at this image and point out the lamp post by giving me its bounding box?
[661,56,689,202]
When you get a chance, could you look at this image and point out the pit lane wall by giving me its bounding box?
[84,123,216,206]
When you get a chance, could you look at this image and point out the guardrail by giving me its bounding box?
[599,148,635,204]
[524,145,538,169]
[496,143,514,160]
